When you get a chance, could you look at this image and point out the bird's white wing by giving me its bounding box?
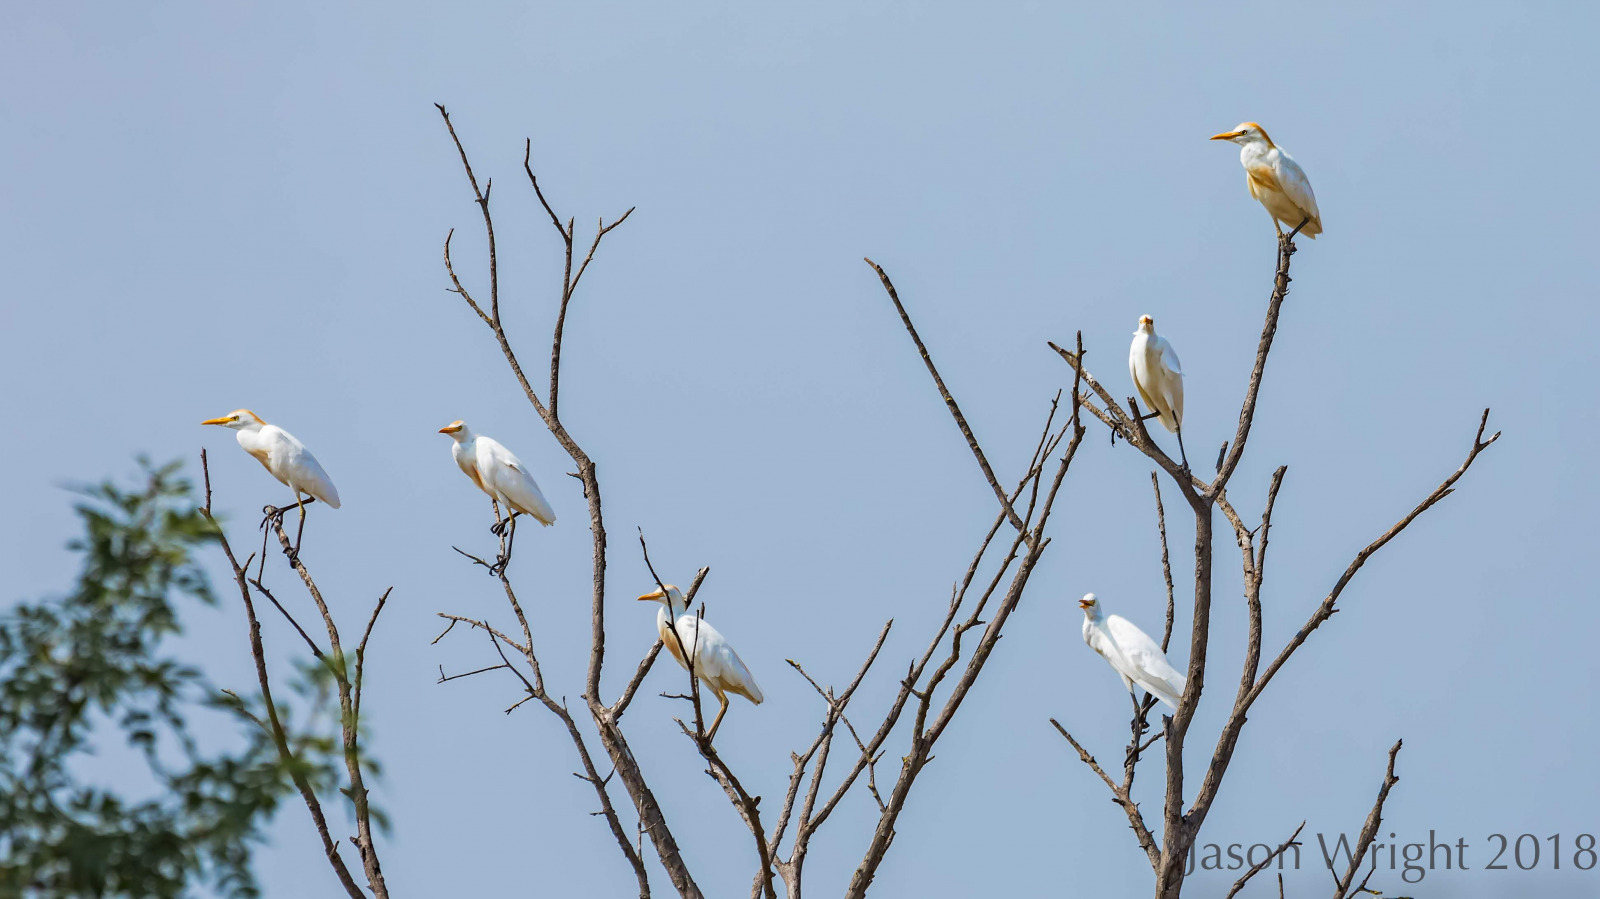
[1085,620,1138,696]
[1105,614,1184,706]
[1272,151,1321,225]
[673,614,763,704]
[1157,338,1184,430]
[1157,337,1182,377]
[481,438,556,525]
[266,427,341,508]
[711,641,764,704]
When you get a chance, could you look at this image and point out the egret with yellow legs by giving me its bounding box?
[639,584,763,741]
[1210,122,1322,239]
[438,420,555,574]
[201,409,340,562]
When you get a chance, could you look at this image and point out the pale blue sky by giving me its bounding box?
[3,3,1597,897]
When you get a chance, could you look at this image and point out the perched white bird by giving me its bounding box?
[202,409,340,556]
[639,585,763,741]
[1210,122,1322,238]
[1079,593,1185,710]
[437,420,556,528]
[1128,315,1187,467]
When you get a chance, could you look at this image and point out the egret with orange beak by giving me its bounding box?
[201,409,340,561]
[1210,122,1322,239]
[639,584,763,741]
[438,420,555,574]
[1079,593,1185,711]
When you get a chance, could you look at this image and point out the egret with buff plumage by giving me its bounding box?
[639,585,763,742]
[1210,122,1323,239]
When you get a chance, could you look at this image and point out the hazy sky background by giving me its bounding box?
[4,3,1597,897]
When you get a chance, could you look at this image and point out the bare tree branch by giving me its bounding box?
[436,106,693,898]
[1150,472,1176,652]
[1333,742,1402,899]
[864,257,1029,537]
[1051,719,1161,868]
[200,451,377,899]
[1224,820,1305,899]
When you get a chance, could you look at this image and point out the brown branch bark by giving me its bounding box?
[1333,742,1402,899]
[199,451,373,899]
[1224,820,1304,899]
[262,516,389,899]
[837,271,1086,899]
[865,257,1029,537]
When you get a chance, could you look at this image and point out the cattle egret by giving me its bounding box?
[439,420,555,574]
[201,409,340,559]
[1210,122,1322,239]
[639,585,763,741]
[1079,593,1185,711]
[1128,315,1187,468]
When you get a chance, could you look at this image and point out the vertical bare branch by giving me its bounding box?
[1214,232,1298,491]
[1333,742,1403,899]
[200,452,370,899]
[1150,472,1175,652]
[262,517,388,899]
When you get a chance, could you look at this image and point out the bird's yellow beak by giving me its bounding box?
[638,589,666,602]
[438,424,460,434]
[1078,599,1094,609]
[1210,130,1244,141]
[201,416,234,426]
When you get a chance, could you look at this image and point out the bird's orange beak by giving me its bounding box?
[438,425,459,434]
[638,589,666,602]
[201,416,233,426]
[1210,130,1244,141]
[1078,599,1094,609]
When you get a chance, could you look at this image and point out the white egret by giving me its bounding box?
[1210,122,1322,239]
[639,585,763,741]
[1128,315,1187,468]
[439,420,555,574]
[1079,593,1185,711]
[201,409,340,559]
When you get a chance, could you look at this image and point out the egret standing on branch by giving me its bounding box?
[201,409,340,560]
[1128,315,1188,469]
[438,420,555,572]
[1079,593,1185,711]
[639,585,763,742]
[1210,122,1322,239]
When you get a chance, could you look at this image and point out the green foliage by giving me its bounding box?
[0,460,338,899]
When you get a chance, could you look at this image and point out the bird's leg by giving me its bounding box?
[490,514,518,577]
[489,498,507,536]
[1271,211,1285,237]
[1287,215,1309,243]
[705,694,731,743]
[1175,424,1191,473]
[289,494,308,566]
[1135,410,1164,423]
